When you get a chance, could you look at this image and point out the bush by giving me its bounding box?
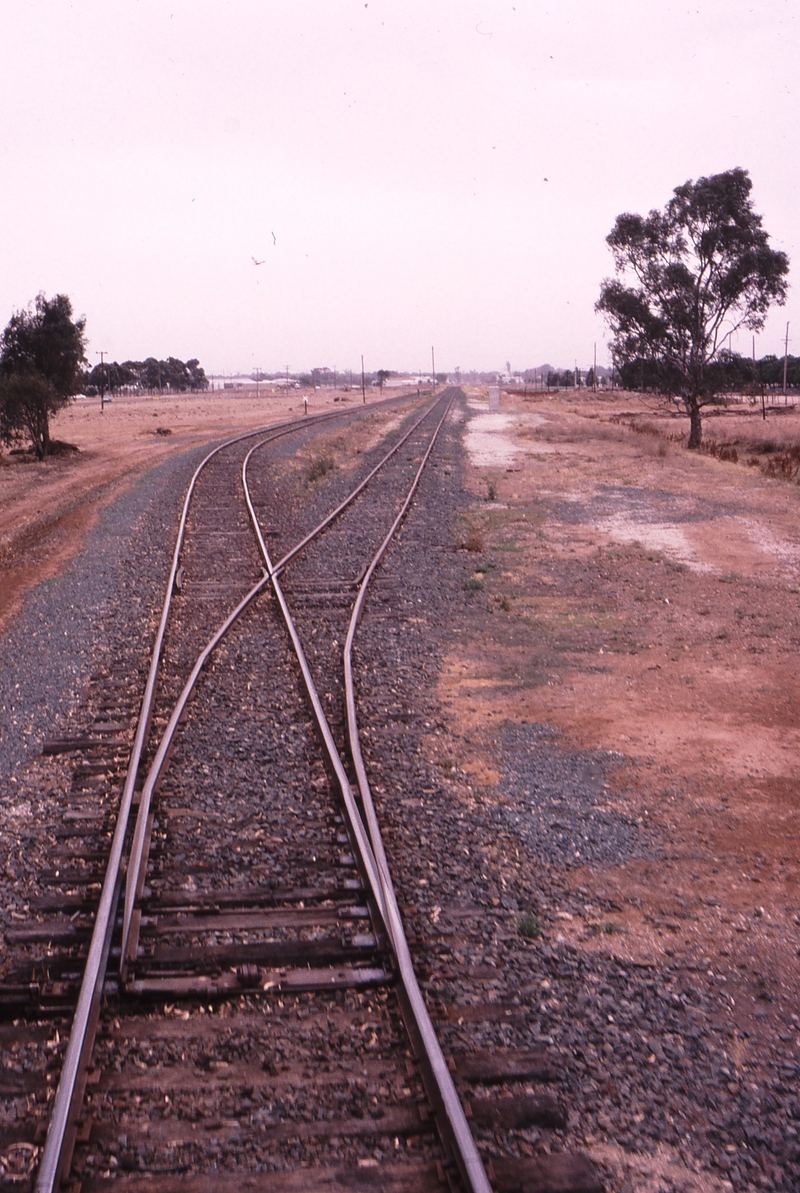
[462,528,485,553]
[305,454,335,484]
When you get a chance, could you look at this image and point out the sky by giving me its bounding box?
[0,1,798,377]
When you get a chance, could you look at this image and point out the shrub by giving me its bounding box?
[305,454,335,484]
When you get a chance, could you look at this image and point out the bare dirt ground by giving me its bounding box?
[437,388,800,1187]
[0,387,396,635]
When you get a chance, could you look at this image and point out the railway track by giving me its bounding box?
[0,391,603,1193]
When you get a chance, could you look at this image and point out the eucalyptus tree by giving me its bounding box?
[597,168,789,446]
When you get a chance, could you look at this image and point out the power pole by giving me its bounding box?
[361,355,366,404]
[754,335,766,421]
[97,350,107,413]
[255,368,260,399]
[593,342,597,391]
[783,321,790,403]
[431,345,436,393]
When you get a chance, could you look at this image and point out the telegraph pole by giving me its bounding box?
[431,346,436,393]
[783,321,790,403]
[593,342,597,391]
[361,355,366,404]
[97,350,107,413]
[754,335,766,421]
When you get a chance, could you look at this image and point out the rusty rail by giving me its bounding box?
[247,391,492,1193]
[35,397,418,1192]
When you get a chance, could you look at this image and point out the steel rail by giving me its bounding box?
[121,394,445,958]
[118,570,272,968]
[242,446,391,925]
[34,398,411,1193]
[253,393,443,580]
[342,394,493,1193]
[248,390,492,1192]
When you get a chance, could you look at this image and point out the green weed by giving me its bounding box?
[518,912,541,939]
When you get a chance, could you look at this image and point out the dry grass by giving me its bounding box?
[461,526,485,553]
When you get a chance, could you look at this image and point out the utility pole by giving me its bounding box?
[754,335,766,421]
[361,355,366,404]
[255,368,260,399]
[286,365,290,393]
[97,350,107,413]
[783,321,790,404]
[431,346,436,393]
[593,342,597,391]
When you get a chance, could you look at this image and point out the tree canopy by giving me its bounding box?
[79,357,208,395]
[597,168,789,446]
[0,293,87,457]
[120,357,208,392]
[82,361,136,405]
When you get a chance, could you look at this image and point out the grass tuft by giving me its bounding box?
[305,454,336,485]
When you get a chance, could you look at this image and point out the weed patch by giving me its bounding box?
[588,919,622,935]
[518,912,541,939]
[462,528,485,553]
[305,454,336,485]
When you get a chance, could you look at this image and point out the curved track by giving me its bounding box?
[28,390,497,1192]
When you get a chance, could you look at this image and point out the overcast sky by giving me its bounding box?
[1,1,798,376]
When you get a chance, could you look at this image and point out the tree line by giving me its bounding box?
[615,352,800,395]
[80,356,208,398]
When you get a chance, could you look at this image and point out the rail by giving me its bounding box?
[247,392,492,1193]
[35,395,425,1192]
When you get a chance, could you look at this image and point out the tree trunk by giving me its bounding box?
[687,400,702,449]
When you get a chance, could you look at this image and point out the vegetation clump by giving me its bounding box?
[305,454,336,485]
[518,912,541,939]
[0,293,86,458]
[462,527,485,553]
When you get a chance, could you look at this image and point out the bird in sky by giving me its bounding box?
[271,231,277,245]
[252,256,264,266]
